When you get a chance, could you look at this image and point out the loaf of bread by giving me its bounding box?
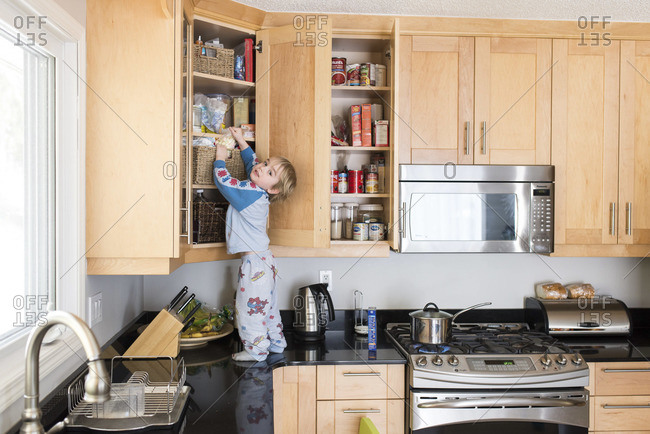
[566,283,595,299]
[535,282,568,299]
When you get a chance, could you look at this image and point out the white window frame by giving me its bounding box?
[0,0,86,429]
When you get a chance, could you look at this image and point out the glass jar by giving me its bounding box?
[359,204,383,223]
[330,203,344,240]
[343,202,359,239]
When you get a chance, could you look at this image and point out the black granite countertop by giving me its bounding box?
[22,307,650,434]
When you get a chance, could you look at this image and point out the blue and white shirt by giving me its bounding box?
[213,147,270,254]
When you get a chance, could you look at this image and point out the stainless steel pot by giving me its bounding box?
[409,302,492,344]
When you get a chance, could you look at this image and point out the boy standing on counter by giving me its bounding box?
[213,127,296,362]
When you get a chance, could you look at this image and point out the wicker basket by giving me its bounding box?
[192,146,246,185]
[192,44,234,79]
[193,201,227,243]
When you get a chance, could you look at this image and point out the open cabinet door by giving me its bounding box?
[256,18,331,248]
[389,18,400,250]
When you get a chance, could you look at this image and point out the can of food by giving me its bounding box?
[338,172,348,194]
[365,172,379,194]
[348,170,364,194]
[330,170,338,193]
[376,64,387,87]
[360,63,370,86]
[347,64,360,86]
[352,222,368,241]
[368,63,376,86]
[331,57,346,85]
[369,222,385,241]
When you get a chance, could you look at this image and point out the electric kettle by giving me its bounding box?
[293,283,335,341]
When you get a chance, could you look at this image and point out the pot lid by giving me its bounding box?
[409,302,452,319]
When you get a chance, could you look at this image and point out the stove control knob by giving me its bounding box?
[448,355,459,366]
[416,356,428,367]
[556,354,567,366]
[540,354,551,367]
[572,355,584,366]
[432,355,443,366]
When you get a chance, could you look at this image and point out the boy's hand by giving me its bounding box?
[215,144,229,161]
[229,127,244,142]
[229,126,249,150]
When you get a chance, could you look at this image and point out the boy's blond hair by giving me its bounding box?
[270,157,296,203]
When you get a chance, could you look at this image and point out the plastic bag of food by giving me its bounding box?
[215,130,236,150]
[180,301,233,338]
[535,282,568,299]
[331,115,349,145]
[566,283,595,299]
[194,93,228,134]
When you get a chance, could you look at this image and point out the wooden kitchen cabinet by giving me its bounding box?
[273,366,317,434]
[316,364,405,434]
[588,361,650,433]
[86,0,189,274]
[398,36,551,165]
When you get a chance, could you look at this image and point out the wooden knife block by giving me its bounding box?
[124,309,183,358]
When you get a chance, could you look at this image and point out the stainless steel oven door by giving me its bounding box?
[399,181,531,253]
[411,389,588,433]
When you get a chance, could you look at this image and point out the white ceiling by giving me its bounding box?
[234,0,650,23]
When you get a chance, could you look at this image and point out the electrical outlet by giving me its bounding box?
[88,293,103,327]
[319,270,333,292]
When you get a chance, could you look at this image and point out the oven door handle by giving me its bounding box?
[417,397,586,409]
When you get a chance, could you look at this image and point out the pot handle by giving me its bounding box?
[423,302,439,312]
[451,302,492,323]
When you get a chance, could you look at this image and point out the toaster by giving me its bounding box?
[525,296,631,336]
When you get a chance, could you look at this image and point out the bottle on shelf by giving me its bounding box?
[331,203,344,240]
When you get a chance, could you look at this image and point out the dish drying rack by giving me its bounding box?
[66,356,189,431]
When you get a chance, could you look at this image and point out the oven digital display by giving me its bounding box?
[485,360,515,366]
[533,189,550,196]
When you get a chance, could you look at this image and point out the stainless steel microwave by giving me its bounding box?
[398,165,554,253]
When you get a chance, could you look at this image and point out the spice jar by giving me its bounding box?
[343,202,359,239]
[331,203,344,240]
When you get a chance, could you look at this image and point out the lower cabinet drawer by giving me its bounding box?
[316,365,404,400]
[593,396,650,431]
[316,399,403,434]
[594,362,650,396]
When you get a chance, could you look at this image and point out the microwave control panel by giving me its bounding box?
[530,183,554,253]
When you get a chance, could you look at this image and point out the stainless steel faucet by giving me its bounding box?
[20,311,111,434]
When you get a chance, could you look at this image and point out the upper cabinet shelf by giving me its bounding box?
[331,85,390,97]
[193,72,255,95]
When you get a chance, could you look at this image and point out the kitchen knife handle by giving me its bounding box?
[481,121,487,154]
[464,121,471,155]
[181,318,195,333]
[182,302,202,324]
[168,286,188,311]
[626,202,632,235]
[609,202,616,236]
[177,293,195,315]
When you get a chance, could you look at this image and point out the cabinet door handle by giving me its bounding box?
[464,121,471,155]
[343,409,381,414]
[626,202,632,235]
[603,368,650,373]
[400,202,407,239]
[342,372,381,377]
[180,204,190,240]
[609,202,616,236]
[481,121,487,154]
[603,404,650,409]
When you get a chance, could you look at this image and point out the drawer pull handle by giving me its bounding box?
[603,368,650,373]
[603,404,650,409]
[342,372,381,377]
[343,409,381,414]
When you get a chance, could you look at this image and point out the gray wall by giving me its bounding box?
[145,253,650,311]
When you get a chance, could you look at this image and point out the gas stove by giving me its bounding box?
[387,322,589,389]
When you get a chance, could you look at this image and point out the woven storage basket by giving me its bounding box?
[192,146,246,185]
[193,45,234,79]
[193,201,227,243]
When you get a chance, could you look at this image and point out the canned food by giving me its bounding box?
[365,172,379,194]
[360,63,370,86]
[338,172,348,194]
[369,222,385,241]
[332,57,346,85]
[352,222,368,241]
[347,64,360,86]
[330,170,338,193]
[348,170,364,194]
[368,63,376,86]
[376,64,387,87]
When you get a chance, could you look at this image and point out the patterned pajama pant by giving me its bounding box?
[236,250,286,360]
